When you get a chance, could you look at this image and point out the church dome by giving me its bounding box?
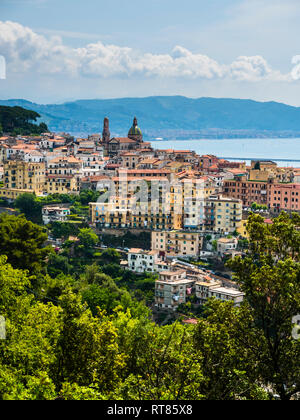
[128,125,142,136]
[128,117,143,141]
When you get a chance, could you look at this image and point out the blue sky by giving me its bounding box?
[1,0,300,105]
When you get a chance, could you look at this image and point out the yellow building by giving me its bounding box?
[0,144,9,164]
[89,172,216,232]
[249,160,294,183]
[237,216,249,239]
[0,160,46,199]
[45,156,81,194]
[45,175,79,195]
[152,230,203,257]
[169,174,215,230]
[206,194,243,234]
[89,173,183,230]
[89,200,183,230]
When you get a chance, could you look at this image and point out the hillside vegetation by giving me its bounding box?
[0,105,48,136]
[1,96,300,137]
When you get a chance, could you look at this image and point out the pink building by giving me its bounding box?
[268,183,300,213]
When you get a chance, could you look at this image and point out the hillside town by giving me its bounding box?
[0,116,299,315]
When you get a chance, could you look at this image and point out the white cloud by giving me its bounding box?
[291,56,300,81]
[0,55,6,79]
[0,20,297,83]
[229,55,290,82]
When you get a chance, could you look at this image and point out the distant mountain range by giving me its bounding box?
[1,96,300,139]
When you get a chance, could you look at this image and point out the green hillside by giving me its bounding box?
[1,96,300,138]
[0,105,48,136]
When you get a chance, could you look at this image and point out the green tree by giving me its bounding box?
[80,265,132,315]
[53,291,125,394]
[0,255,31,317]
[194,300,268,400]
[0,214,51,273]
[115,320,205,400]
[78,228,98,249]
[50,221,79,240]
[15,193,42,224]
[47,253,72,277]
[79,190,100,206]
[98,248,121,265]
[0,105,48,135]
[227,212,300,400]
[0,257,61,400]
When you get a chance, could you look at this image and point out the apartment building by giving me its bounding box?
[89,173,184,230]
[237,216,249,239]
[45,156,81,195]
[42,206,71,224]
[152,230,203,258]
[249,160,293,183]
[0,160,46,200]
[119,152,140,169]
[155,268,244,310]
[128,248,165,273]
[181,176,214,230]
[195,280,244,306]
[118,168,172,181]
[217,237,238,257]
[89,200,183,231]
[0,144,9,163]
[268,182,300,213]
[223,177,268,207]
[155,270,194,311]
[137,158,164,170]
[205,195,243,234]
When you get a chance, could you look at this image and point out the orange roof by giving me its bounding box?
[173,150,193,153]
[12,144,37,150]
[119,169,171,174]
[121,152,138,156]
[226,168,247,174]
[82,175,110,182]
[49,156,81,164]
[139,158,160,164]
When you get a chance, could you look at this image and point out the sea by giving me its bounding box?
[150,138,300,168]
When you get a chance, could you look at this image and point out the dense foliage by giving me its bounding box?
[0,212,298,400]
[0,106,48,135]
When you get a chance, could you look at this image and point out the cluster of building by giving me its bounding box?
[126,248,244,310]
[0,132,100,200]
[1,116,299,311]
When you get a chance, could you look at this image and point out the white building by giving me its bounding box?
[24,150,45,163]
[208,286,244,306]
[195,280,244,306]
[128,248,160,273]
[42,206,71,225]
[154,269,245,311]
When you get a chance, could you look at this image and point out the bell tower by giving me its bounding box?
[102,117,110,145]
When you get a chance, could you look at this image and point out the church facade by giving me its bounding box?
[101,117,151,157]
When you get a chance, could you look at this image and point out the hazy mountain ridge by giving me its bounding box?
[1,96,300,139]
